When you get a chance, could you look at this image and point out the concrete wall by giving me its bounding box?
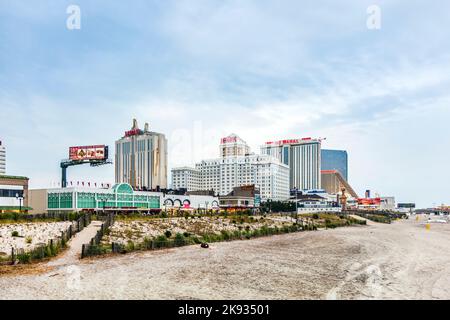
[28,189,48,214]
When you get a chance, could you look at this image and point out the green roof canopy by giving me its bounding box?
[112,183,134,194]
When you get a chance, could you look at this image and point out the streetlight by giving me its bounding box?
[15,193,23,213]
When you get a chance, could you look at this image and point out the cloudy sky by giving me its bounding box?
[1,0,449,208]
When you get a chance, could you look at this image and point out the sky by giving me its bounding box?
[0,0,449,208]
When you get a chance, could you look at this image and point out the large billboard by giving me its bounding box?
[69,145,108,161]
[357,198,381,206]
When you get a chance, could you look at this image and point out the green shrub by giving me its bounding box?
[31,246,45,259]
[50,243,58,256]
[25,236,32,244]
[11,231,19,237]
[183,232,191,238]
[201,234,210,243]
[312,213,319,219]
[45,245,53,257]
[143,237,152,249]
[155,235,168,248]
[126,240,135,251]
[86,244,108,256]
[233,230,241,239]
[165,230,172,238]
[174,233,186,247]
[192,236,202,244]
[17,252,31,264]
[210,234,222,243]
[61,236,67,248]
[220,230,231,241]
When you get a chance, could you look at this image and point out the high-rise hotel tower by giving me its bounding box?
[115,119,168,190]
[0,140,6,175]
[261,138,321,191]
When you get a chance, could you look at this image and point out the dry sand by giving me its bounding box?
[0,217,449,300]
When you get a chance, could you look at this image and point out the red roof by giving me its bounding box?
[321,170,338,174]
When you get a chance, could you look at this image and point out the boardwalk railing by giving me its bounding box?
[81,214,114,259]
[2,213,92,265]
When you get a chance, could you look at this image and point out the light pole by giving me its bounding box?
[15,193,23,213]
[205,201,209,216]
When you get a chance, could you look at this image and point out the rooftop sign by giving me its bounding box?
[265,138,314,146]
[125,128,143,137]
[221,136,238,144]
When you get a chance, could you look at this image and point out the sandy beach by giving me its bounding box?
[0,217,449,300]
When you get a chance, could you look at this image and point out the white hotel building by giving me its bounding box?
[171,167,202,191]
[0,140,5,175]
[171,134,290,201]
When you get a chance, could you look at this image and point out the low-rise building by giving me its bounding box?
[29,183,220,213]
[293,189,342,214]
[397,203,416,214]
[162,194,219,210]
[30,183,162,214]
[380,197,396,211]
[171,167,201,191]
[219,185,261,210]
[0,175,30,213]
